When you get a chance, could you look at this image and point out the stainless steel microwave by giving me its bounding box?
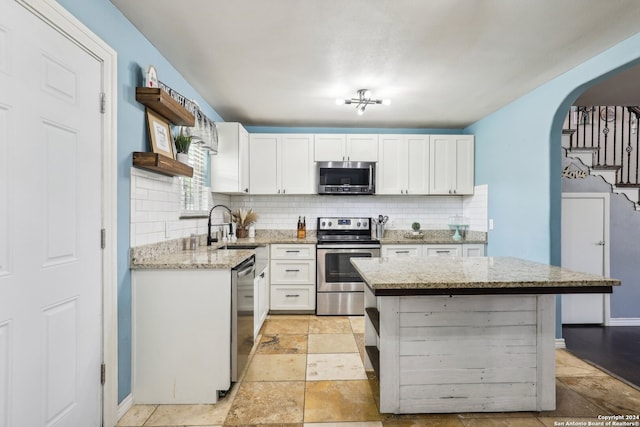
[317,161,375,195]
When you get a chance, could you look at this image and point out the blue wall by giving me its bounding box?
[56,0,640,403]
[55,0,223,402]
[465,33,640,336]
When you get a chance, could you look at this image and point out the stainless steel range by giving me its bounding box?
[316,217,381,315]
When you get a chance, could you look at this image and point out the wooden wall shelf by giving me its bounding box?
[136,87,195,126]
[133,152,193,177]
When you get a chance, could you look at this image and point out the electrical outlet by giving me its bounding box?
[489,219,494,230]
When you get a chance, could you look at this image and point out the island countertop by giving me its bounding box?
[351,256,620,296]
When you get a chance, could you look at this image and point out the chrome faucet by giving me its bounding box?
[207,204,232,246]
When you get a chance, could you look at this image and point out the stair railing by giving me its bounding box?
[565,106,640,185]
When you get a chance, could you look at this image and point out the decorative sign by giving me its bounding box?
[145,65,158,88]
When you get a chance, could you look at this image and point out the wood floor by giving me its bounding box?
[563,325,640,389]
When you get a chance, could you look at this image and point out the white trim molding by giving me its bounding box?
[608,318,640,326]
[555,338,567,349]
[118,394,134,420]
[16,1,119,426]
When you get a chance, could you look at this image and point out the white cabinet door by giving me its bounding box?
[381,245,422,257]
[378,135,430,195]
[314,134,346,161]
[250,134,314,195]
[211,122,250,194]
[406,135,430,195]
[377,135,407,195]
[254,265,269,338]
[429,135,474,195]
[281,134,315,194]
[314,134,378,161]
[249,134,279,194]
[347,134,378,161]
[462,244,486,257]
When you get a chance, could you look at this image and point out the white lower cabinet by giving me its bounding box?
[380,245,421,257]
[270,244,316,311]
[463,243,486,257]
[132,269,231,404]
[254,264,269,338]
[382,243,485,257]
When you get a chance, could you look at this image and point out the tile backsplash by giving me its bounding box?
[131,167,488,247]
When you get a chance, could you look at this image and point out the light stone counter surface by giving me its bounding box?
[130,247,255,270]
[379,229,487,244]
[351,256,619,295]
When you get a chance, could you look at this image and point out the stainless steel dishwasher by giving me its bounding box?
[231,255,255,382]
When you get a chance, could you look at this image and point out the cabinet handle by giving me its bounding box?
[453,189,457,194]
[244,296,253,299]
[436,250,451,254]
[285,294,300,298]
[395,250,410,254]
[244,188,249,193]
[278,189,281,194]
[283,189,286,194]
[400,190,404,194]
[285,250,300,253]
[285,269,300,272]
[405,189,409,194]
[260,272,265,278]
[596,241,605,246]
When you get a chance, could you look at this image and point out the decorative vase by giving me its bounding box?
[236,227,247,238]
[177,152,189,164]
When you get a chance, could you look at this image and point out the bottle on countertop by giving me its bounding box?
[301,216,306,239]
[297,216,303,239]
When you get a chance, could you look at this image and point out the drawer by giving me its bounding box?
[270,260,315,285]
[270,285,315,311]
[463,244,486,257]
[270,244,315,260]
[423,245,461,257]
[381,245,421,257]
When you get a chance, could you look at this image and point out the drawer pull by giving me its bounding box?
[285,269,300,272]
[395,250,410,254]
[436,250,451,254]
[285,250,301,253]
[285,294,300,298]
[244,296,253,299]
[260,272,265,278]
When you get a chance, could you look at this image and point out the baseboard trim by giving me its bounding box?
[609,318,640,326]
[555,338,566,349]
[118,393,133,421]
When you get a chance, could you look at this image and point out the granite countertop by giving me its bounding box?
[131,247,256,270]
[351,256,620,296]
[380,229,487,244]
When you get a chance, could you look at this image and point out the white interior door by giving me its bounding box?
[561,194,609,324]
[0,1,103,425]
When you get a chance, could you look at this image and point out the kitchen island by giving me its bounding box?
[350,256,619,414]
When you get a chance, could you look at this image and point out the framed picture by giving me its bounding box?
[146,108,174,159]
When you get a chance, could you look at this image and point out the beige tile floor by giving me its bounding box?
[118,314,640,427]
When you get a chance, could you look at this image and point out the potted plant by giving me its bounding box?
[411,222,421,235]
[174,127,191,164]
[231,208,258,238]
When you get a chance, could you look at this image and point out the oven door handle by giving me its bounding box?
[317,244,381,250]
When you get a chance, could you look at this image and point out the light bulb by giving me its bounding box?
[363,90,372,99]
[382,99,391,106]
[335,98,345,105]
[357,105,365,115]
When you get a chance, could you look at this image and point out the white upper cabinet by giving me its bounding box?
[249,134,315,195]
[429,135,475,195]
[377,135,430,195]
[210,122,250,194]
[314,134,378,162]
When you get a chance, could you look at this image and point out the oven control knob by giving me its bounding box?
[321,221,325,227]
[328,221,332,227]
[357,222,361,227]
[363,221,368,227]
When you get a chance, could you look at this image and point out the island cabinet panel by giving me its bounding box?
[366,291,556,414]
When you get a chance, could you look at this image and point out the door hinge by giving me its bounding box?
[101,228,106,249]
[101,363,106,385]
[100,92,106,114]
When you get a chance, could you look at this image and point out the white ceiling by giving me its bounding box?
[111,0,640,128]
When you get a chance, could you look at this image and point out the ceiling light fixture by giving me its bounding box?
[336,89,391,115]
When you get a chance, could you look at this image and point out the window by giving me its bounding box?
[180,142,209,214]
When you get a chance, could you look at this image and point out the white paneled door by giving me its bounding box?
[0,1,102,426]
[561,194,609,324]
